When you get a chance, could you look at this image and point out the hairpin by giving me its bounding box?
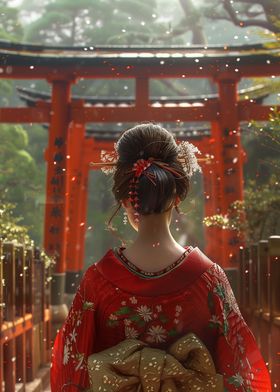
[176,141,202,177]
[90,140,202,177]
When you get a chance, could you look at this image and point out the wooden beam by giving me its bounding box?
[71,103,219,123]
[0,62,279,79]
[0,101,278,124]
[0,105,50,123]
[239,102,280,122]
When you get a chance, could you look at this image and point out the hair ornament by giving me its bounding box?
[90,142,119,175]
[90,140,202,179]
[133,158,153,177]
[177,141,202,177]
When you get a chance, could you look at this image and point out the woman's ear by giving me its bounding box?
[121,198,130,209]
[175,195,181,207]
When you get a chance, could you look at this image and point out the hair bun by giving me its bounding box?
[116,124,178,164]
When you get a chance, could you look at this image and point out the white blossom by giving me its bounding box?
[156,305,162,312]
[125,326,139,339]
[69,329,77,343]
[147,325,167,343]
[129,296,138,304]
[63,344,70,365]
[136,305,153,322]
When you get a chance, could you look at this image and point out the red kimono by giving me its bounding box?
[51,246,271,391]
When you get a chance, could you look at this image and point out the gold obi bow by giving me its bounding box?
[87,333,223,391]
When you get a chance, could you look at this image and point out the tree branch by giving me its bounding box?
[234,0,268,5]
[223,0,280,33]
[244,10,265,18]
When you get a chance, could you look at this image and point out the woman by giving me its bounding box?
[51,123,271,391]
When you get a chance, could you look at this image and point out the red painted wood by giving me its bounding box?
[71,103,219,123]
[77,169,89,271]
[216,78,245,267]
[43,80,72,273]
[0,63,279,80]
[202,141,219,262]
[66,122,86,272]
[0,106,50,123]
[0,102,279,125]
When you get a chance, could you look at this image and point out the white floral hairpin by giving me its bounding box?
[177,141,202,177]
[90,140,202,177]
[90,142,119,175]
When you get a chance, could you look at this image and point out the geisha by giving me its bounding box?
[51,123,271,391]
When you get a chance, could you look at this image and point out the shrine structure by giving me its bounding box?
[0,40,279,306]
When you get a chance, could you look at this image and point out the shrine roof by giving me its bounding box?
[0,40,279,67]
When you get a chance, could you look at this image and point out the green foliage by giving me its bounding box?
[204,111,280,244]
[0,201,33,246]
[24,0,160,45]
[0,0,23,41]
[0,1,23,106]
[0,124,35,187]
[204,183,280,244]
[0,200,55,270]
[0,124,45,245]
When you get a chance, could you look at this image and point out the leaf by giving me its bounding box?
[115,306,132,315]
[82,301,94,311]
[168,328,178,336]
[129,314,142,322]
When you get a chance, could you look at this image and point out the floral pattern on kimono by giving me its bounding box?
[51,265,97,392]
[206,263,271,392]
[107,299,183,343]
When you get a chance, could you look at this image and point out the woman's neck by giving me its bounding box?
[123,213,187,271]
[135,211,174,245]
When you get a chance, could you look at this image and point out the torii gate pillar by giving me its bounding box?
[65,118,88,301]
[44,78,74,336]
[213,76,246,270]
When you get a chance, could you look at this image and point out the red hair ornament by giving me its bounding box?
[127,158,156,221]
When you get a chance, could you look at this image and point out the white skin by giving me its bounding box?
[121,195,187,272]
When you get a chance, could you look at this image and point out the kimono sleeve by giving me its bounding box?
[208,264,271,392]
[50,267,96,392]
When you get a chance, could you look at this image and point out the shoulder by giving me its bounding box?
[190,250,228,288]
[187,247,215,275]
[202,261,230,286]
[78,261,106,294]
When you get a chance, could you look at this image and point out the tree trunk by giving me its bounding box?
[179,0,206,45]
[71,14,76,46]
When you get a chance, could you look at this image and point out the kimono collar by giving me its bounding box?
[96,247,213,296]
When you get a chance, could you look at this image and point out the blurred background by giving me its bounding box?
[0,0,279,267]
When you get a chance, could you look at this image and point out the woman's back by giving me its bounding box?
[51,124,271,391]
[51,246,271,391]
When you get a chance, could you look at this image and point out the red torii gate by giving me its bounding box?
[0,41,279,307]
